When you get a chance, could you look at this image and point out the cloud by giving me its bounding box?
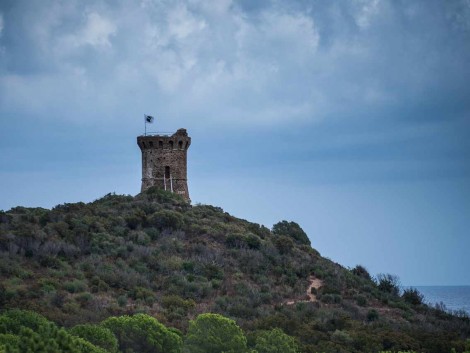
[354,0,380,29]
[0,0,469,128]
[0,12,4,56]
[74,12,117,48]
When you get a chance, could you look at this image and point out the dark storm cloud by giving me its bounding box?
[1,0,469,127]
[1,0,469,184]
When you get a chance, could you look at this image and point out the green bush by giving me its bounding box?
[203,263,223,280]
[144,187,185,204]
[76,292,93,307]
[130,286,156,304]
[402,288,424,305]
[355,295,367,306]
[351,265,372,280]
[0,310,106,353]
[254,328,299,353]
[150,210,184,230]
[184,313,247,353]
[367,309,379,322]
[0,333,20,348]
[376,273,400,297]
[162,295,196,313]
[245,234,261,250]
[0,309,51,333]
[331,329,353,345]
[102,313,182,353]
[226,233,261,250]
[320,294,342,304]
[117,295,127,307]
[272,221,310,245]
[70,324,118,353]
[63,279,87,293]
[273,236,294,255]
[226,233,245,248]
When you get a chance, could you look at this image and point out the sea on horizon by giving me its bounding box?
[413,285,470,315]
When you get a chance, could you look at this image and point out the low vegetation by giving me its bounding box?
[0,188,469,352]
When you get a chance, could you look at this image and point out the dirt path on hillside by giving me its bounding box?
[286,275,323,305]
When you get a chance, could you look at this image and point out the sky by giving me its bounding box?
[1,0,469,286]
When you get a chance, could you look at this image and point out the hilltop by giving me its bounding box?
[0,188,469,352]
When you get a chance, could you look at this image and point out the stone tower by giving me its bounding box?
[137,128,191,201]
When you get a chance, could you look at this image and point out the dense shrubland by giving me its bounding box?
[0,188,469,352]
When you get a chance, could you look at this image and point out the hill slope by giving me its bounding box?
[0,188,469,352]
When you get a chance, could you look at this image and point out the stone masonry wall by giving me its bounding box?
[137,128,191,201]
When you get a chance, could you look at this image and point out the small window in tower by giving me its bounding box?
[165,166,170,179]
[159,141,163,148]
[169,141,174,149]
[178,141,183,149]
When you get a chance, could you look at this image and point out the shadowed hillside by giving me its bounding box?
[0,188,469,352]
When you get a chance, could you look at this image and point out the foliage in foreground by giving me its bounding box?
[1,309,469,353]
[102,314,182,353]
[0,310,301,353]
[184,313,248,353]
[69,324,118,353]
[0,309,106,353]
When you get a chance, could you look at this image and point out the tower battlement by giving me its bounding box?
[137,128,191,201]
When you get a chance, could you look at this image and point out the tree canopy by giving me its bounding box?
[184,313,247,353]
[272,221,310,245]
[69,324,119,353]
[102,314,182,353]
[255,328,299,353]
